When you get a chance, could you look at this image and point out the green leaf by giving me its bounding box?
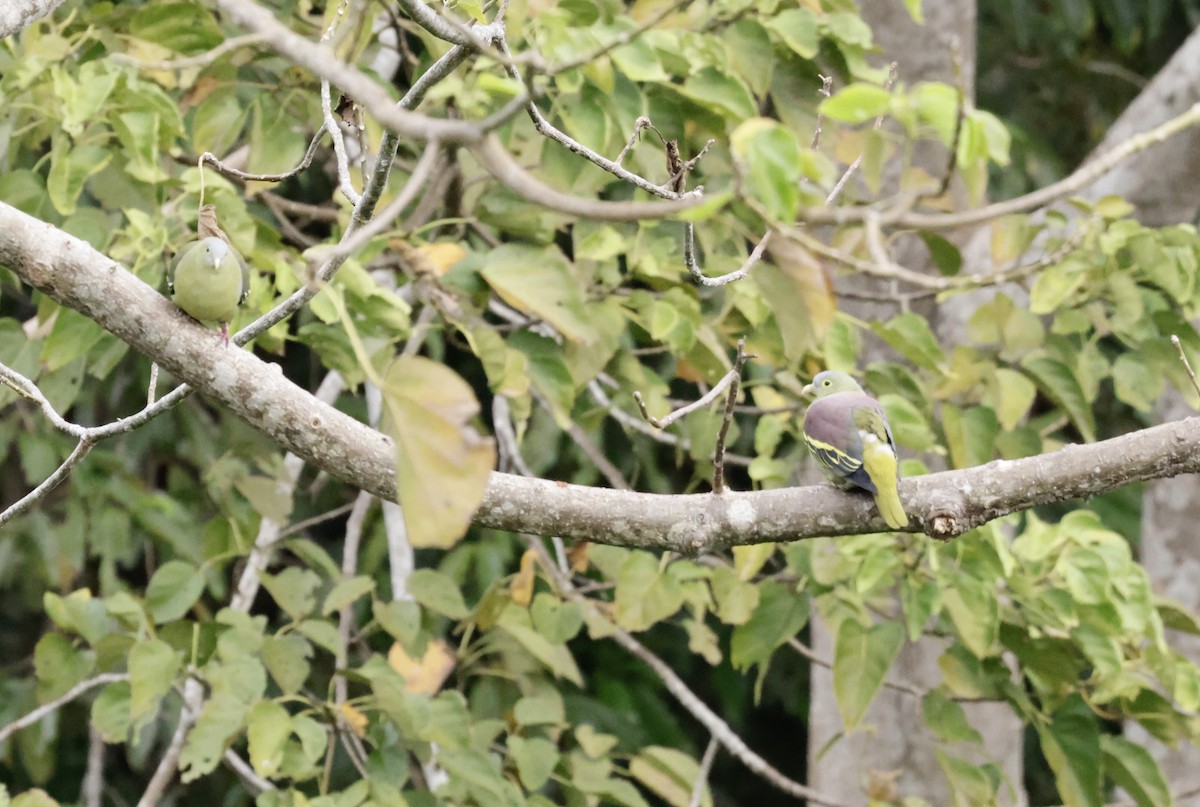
[146,560,206,624]
[47,134,111,216]
[261,567,321,621]
[821,83,892,125]
[498,612,583,686]
[509,736,559,791]
[936,750,1000,807]
[990,368,1037,430]
[614,552,684,631]
[408,569,470,619]
[261,634,312,695]
[1112,354,1162,413]
[923,690,983,745]
[9,791,60,807]
[514,693,566,727]
[323,575,376,615]
[942,575,999,657]
[129,2,224,52]
[731,118,802,221]
[677,67,758,121]
[832,619,904,730]
[629,746,712,807]
[179,691,250,782]
[1022,357,1097,442]
[375,599,422,646]
[381,356,495,549]
[765,8,819,58]
[91,680,132,743]
[919,230,963,276]
[247,700,291,779]
[731,581,809,671]
[709,566,760,625]
[873,313,946,373]
[1100,735,1171,807]
[1037,695,1102,807]
[1030,261,1086,314]
[530,594,585,643]
[34,633,93,703]
[941,405,999,469]
[129,638,180,725]
[481,244,599,344]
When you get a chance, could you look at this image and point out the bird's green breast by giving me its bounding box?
[172,246,244,323]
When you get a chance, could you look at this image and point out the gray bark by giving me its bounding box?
[0,0,65,38]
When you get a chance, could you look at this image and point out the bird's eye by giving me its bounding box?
[822,380,830,386]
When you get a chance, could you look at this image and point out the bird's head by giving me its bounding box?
[200,237,229,270]
[802,370,865,399]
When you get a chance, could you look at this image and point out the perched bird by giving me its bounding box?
[802,371,908,529]
[167,206,249,345]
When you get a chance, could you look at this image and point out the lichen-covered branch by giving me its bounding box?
[4,201,1200,552]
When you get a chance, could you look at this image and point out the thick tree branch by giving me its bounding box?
[0,0,65,37]
[4,202,1200,549]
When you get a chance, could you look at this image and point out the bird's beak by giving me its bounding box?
[801,383,813,397]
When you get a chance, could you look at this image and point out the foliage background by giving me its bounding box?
[2,1,1200,806]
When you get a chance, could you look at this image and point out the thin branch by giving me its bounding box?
[111,33,270,70]
[616,116,653,166]
[825,62,897,206]
[0,673,128,745]
[529,541,847,807]
[222,749,276,794]
[83,724,104,807]
[1173,335,1200,403]
[322,80,363,205]
[810,75,833,150]
[471,134,704,221]
[137,677,204,807]
[802,101,1200,229]
[688,736,720,807]
[0,438,94,527]
[686,228,772,287]
[634,364,744,431]
[712,340,752,495]
[199,124,327,184]
[497,38,690,201]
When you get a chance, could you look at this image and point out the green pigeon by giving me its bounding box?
[802,371,908,529]
[167,205,249,345]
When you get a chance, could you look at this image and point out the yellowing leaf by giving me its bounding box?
[510,549,539,607]
[413,242,467,276]
[387,639,455,695]
[339,702,369,737]
[381,356,496,548]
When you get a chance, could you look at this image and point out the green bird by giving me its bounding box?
[167,206,249,345]
[802,371,908,529]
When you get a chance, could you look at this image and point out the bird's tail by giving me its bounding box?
[874,487,909,529]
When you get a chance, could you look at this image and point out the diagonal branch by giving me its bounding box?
[5,202,1200,551]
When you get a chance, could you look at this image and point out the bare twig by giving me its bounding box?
[199,124,327,184]
[810,75,833,150]
[137,677,204,807]
[825,62,897,206]
[527,540,848,807]
[1173,335,1200,403]
[712,340,752,495]
[222,749,276,794]
[111,33,270,71]
[686,228,773,286]
[616,116,654,166]
[83,724,105,807]
[634,369,742,430]
[0,673,128,745]
[688,736,720,807]
[802,102,1200,229]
